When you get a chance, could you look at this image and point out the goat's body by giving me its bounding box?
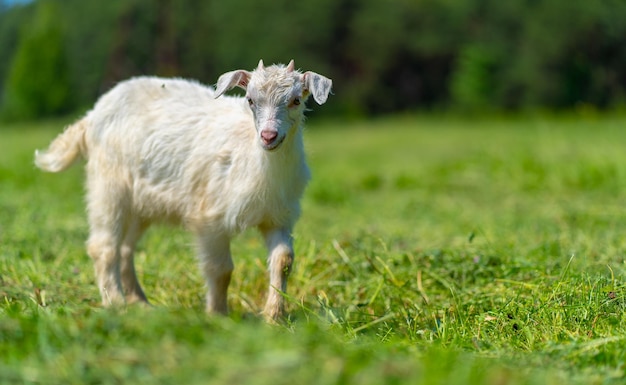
[68,77,308,233]
[36,62,331,319]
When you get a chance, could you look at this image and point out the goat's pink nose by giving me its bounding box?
[261,130,278,144]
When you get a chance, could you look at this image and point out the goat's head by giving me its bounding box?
[214,60,332,152]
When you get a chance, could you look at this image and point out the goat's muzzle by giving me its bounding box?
[260,129,284,151]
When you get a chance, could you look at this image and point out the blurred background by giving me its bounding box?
[0,0,625,122]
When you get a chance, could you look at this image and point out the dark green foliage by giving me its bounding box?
[450,44,499,111]
[0,2,31,101]
[1,0,626,120]
[1,1,73,121]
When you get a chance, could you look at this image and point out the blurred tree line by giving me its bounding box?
[1,0,625,121]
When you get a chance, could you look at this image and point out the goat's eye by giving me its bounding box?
[291,97,301,107]
[247,97,254,107]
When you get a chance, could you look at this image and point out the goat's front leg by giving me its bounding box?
[261,228,294,321]
[196,231,233,315]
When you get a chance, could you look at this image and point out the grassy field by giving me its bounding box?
[1,113,626,384]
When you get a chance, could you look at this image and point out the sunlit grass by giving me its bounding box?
[1,114,626,384]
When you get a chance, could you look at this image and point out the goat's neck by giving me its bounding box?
[256,123,307,185]
[262,123,305,164]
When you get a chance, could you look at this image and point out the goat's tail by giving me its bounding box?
[35,119,88,172]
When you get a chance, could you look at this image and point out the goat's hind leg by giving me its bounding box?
[120,218,149,304]
[86,178,129,306]
[87,226,126,306]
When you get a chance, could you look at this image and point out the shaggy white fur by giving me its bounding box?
[35,60,332,320]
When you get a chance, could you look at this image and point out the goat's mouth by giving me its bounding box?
[261,135,285,151]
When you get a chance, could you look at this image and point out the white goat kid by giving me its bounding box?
[35,60,332,320]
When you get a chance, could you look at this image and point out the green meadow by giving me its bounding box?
[1,114,626,384]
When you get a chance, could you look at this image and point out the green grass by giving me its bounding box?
[2,114,626,384]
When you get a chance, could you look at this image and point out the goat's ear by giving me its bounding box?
[215,70,252,98]
[303,72,333,105]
